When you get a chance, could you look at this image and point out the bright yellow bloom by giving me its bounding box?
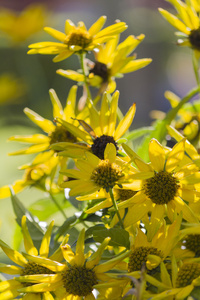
[15,228,130,300]
[57,34,152,93]
[116,139,200,233]
[159,0,200,54]
[52,90,136,160]
[147,256,200,300]
[0,4,48,44]
[8,86,84,158]
[0,152,59,199]
[60,143,134,196]
[28,16,127,62]
[0,215,66,300]
[0,73,26,105]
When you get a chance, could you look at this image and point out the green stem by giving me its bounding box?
[192,51,200,90]
[109,188,124,229]
[49,192,67,219]
[79,52,92,99]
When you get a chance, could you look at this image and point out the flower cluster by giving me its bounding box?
[1,1,200,299]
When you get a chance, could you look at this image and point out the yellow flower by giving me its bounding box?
[52,90,136,160]
[60,143,133,196]
[15,228,130,300]
[0,152,59,199]
[127,216,181,275]
[147,256,200,300]
[0,73,26,105]
[28,16,127,62]
[0,215,66,300]
[116,139,200,233]
[0,4,48,44]
[57,34,152,93]
[159,0,200,54]
[8,86,83,157]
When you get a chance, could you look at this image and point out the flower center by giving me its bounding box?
[65,29,92,49]
[62,265,97,296]
[183,234,200,257]
[49,125,77,145]
[21,262,54,286]
[189,28,200,50]
[128,246,163,272]
[116,188,136,201]
[89,61,109,83]
[90,159,124,191]
[144,171,179,205]
[91,135,118,159]
[176,263,200,287]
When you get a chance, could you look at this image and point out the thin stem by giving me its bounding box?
[79,52,92,100]
[49,192,67,219]
[109,188,124,229]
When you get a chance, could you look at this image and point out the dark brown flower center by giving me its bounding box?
[89,61,109,82]
[189,28,200,50]
[116,188,136,201]
[90,159,124,192]
[144,171,179,205]
[65,29,92,49]
[184,234,200,257]
[91,135,118,159]
[62,265,97,296]
[49,125,77,145]
[128,246,163,272]
[176,263,200,287]
[21,262,54,287]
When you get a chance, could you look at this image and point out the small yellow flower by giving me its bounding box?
[57,34,152,93]
[52,90,136,160]
[0,215,66,300]
[28,16,127,62]
[0,4,48,44]
[159,0,200,54]
[60,143,133,196]
[117,139,200,233]
[0,152,59,199]
[15,228,130,300]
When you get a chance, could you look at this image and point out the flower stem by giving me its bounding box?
[109,188,124,229]
[49,192,67,219]
[79,52,91,102]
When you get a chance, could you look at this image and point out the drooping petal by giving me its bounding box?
[24,108,55,133]
[0,240,27,267]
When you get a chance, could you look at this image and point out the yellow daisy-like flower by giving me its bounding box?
[57,34,152,93]
[159,0,200,53]
[0,4,48,44]
[0,215,66,300]
[0,152,59,199]
[8,86,86,160]
[15,228,130,300]
[60,143,133,196]
[28,16,127,62]
[127,216,181,275]
[116,138,200,232]
[52,90,136,160]
[147,256,200,300]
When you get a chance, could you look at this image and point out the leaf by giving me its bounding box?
[55,215,77,241]
[93,227,130,248]
[10,188,45,247]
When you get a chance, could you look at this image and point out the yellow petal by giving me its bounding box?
[8,134,49,144]
[121,58,152,73]
[0,263,22,275]
[165,139,185,172]
[100,92,110,135]
[114,103,136,140]
[65,19,75,34]
[104,143,117,163]
[107,90,119,136]
[49,89,63,119]
[88,16,107,36]
[24,107,55,133]
[39,220,54,257]
[87,237,110,269]
[149,139,166,172]
[44,27,66,42]
[75,229,85,266]
[0,240,27,266]
[21,216,38,256]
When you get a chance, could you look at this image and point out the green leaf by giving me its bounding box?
[28,194,71,220]
[123,126,153,141]
[55,215,77,241]
[93,227,130,248]
[10,188,45,247]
